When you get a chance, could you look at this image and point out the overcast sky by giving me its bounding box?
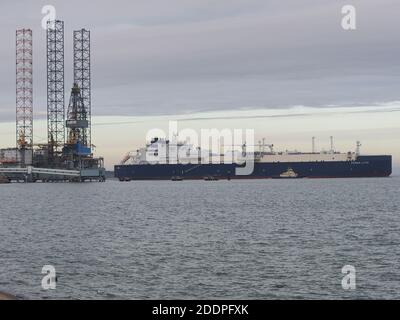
[1,0,400,167]
[0,0,399,120]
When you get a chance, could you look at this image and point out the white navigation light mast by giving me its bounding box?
[312,137,315,153]
[356,141,361,156]
[262,138,266,153]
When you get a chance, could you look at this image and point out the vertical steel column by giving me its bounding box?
[47,20,65,161]
[73,29,91,148]
[16,29,33,166]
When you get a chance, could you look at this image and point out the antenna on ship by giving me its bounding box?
[262,138,266,154]
[330,136,334,153]
[312,137,315,153]
[356,141,361,156]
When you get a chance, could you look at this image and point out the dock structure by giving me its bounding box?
[0,166,105,182]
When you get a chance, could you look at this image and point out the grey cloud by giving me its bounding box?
[0,0,399,122]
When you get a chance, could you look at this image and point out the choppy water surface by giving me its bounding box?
[1,177,400,299]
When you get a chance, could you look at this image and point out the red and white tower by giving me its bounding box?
[16,29,33,165]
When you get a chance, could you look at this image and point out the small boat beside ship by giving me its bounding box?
[272,167,303,179]
[171,176,183,181]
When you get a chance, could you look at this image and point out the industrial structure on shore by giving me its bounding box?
[0,21,105,183]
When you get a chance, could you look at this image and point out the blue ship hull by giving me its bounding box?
[114,155,392,180]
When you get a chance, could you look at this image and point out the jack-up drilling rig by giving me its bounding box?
[63,83,104,180]
[1,22,106,182]
[41,22,105,181]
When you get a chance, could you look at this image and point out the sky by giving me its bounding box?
[0,0,399,169]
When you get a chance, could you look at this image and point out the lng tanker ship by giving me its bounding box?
[114,138,392,181]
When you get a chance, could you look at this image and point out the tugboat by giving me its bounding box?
[272,168,302,179]
[204,176,219,181]
[280,167,298,178]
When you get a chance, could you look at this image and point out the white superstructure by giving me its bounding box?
[259,151,355,163]
[121,137,358,165]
